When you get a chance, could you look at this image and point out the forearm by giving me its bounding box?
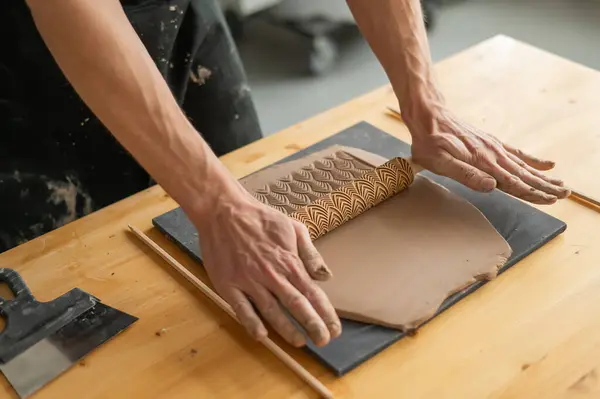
[347,0,443,126]
[26,0,244,220]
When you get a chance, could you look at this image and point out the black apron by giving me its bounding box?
[0,0,262,252]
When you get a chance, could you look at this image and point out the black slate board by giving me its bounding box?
[152,122,567,376]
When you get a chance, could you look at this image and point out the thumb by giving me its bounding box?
[292,221,332,281]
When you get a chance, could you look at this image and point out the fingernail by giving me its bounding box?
[292,333,306,347]
[559,188,571,198]
[481,178,496,192]
[327,322,342,338]
[252,326,267,341]
[307,321,329,346]
[315,265,332,280]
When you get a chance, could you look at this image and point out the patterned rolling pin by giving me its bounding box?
[252,151,417,241]
[289,157,414,240]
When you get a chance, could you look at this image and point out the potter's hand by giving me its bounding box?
[26,0,339,347]
[405,107,571,204]
[195,193,341,347]
[346,0,568,202]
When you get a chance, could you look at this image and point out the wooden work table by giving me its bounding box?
[2,35,600,398]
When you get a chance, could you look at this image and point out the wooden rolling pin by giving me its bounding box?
[289,156,420,240]
[247,148,424,241]
[128,225,334,399]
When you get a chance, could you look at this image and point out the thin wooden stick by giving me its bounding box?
[385,106,600,212]
[570,190,600,211]
[128,225,333,399]
[386,106,403,121]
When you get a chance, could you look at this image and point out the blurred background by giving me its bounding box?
[219,0,600,135]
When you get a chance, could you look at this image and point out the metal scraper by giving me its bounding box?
[0,268,138,398]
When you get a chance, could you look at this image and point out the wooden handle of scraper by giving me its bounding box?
[127,225,334,399]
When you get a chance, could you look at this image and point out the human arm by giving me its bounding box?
[346,0,570,204]
[25,0,340,346]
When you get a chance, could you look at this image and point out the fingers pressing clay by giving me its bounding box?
[269,276,331,347]
[247,283,306,347]
[293,221,332,281]
[503,143,555,171]
[226,288,267,341]
[291,223,341,339]
[295,278,342,340]
[284,259,342,340]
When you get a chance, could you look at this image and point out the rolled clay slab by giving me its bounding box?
[241,146,512,331]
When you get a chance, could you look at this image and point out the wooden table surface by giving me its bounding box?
[2,35,600,399]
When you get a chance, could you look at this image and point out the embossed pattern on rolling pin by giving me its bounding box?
[252,151,374,214]
[250,151,414,241]
[290,157,414,240]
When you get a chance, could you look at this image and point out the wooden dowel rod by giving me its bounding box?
[128,225,333,399]
[386,106,403,120]
[570,190,600,210]
[385,106,600,212]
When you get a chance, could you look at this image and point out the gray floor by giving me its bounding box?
[237,0,600,136]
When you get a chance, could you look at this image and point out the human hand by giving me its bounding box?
[404,107,571,204]
[194,192,341,347]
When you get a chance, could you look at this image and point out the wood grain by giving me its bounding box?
[387,35,600,203]
[1,35,600,398]
[388,103,600,212]
[127,225,333,399]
